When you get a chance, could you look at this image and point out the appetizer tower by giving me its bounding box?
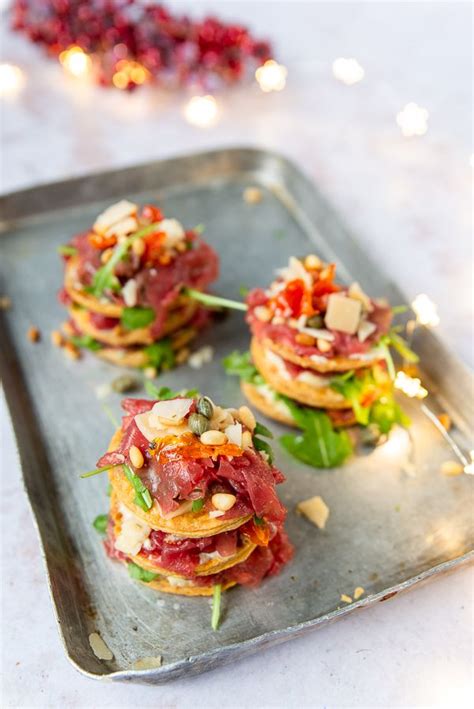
[225,255,409,463]
[95,393,293,597]
[58,201,219,371]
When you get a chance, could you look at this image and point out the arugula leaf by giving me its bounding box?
[93,514,108,535]
[279,397,353,468]
[254,421,274,439]
[70,335,102,351]
[192,499,204,513]
[144,381,199,399]
[121,307,155,331]
[369,397,410,434]
[239,285,249,297]
[144,339,175,371]
[222,350,264,385]
[127,562,159,583]
[211,584,222,631]
[91,221,162,297]
[254,515,264,526]
[380,343,396,380]
[330,371,371,426]
[253,436,274,465]
[392,305,409,314]
[123,464,153,511]
[57,245,78,256]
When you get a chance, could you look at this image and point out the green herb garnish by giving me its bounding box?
[91,221,162,296]
[121,306,155,331]
[123,464,153,511]
[254,515,265,526]
[253,436,275,465]
[127,562,159,583]
[254,421,274,439]
[384,330,419,363]
[211,584,222,631]
[239,285,249,297]
[57,245,78,256]
[93,514,108,535]
[191,499,204,513]
[70,335,102,351]
[222,350,264,385]
[144,381,199,399]
[392,305,409,315]
[280,397,353,468]
[144,339,175,371]
[183,288,247,312]
[80,463,120,479]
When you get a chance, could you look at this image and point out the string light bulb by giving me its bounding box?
[0,63,25,97]
[255,60,287,92]
[394,371,428,399]
[396,102,429,137]
[112,60,149,89]
[59,46,91,78]
[184,95,218,127]
[332,58,364,85]
[411,294,440,327]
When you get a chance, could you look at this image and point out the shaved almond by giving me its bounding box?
[296,495,330,529]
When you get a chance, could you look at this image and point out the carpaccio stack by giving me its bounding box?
[58,200,218,372]
[94,393,293,597]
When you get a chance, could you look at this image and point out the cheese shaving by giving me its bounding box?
[296,495,330,529]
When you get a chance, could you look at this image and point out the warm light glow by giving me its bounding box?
[59,46,91,78]
[332,57,364,85]
[184,95,218,127]
[0,63,25,97]
[394,371,428,399]
[112,59,149,89]
[396,102,429,137]
[255,60,287,92]
[411,293,440,326]
[464,451,474,475]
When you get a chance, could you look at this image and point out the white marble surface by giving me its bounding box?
[1,2,473,707]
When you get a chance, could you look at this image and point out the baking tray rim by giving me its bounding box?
[1,145,473,684]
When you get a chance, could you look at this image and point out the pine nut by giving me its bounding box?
[317,338,332,353]
[440,460,463,476]
[175,347,190,365]
[144,366,157,379]
[132,238,145,256]
[64,342,80,360]
[238,406,256,432]
[304,254,322,270]
[242,430,253,449]
[211,493,237,511]
[51,330,64,347]
[129,445,144,469]
[101,248,114,264]
[254,306,272,322]
[200,430,228,445]
[243,186,263,204]
[295,332,315,346]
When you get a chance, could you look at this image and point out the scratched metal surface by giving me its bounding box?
[0,148,473,684]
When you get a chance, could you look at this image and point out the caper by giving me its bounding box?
[111,374,140,393]
[306,314,324,329]
[197,396,213,419]
[188,413,210,436]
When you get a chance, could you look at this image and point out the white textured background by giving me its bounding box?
[1,1,473,707]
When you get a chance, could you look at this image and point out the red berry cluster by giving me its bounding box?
[10,0,273,91]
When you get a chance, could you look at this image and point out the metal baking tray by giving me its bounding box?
[1,148,473,684]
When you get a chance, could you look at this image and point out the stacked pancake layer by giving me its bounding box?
[240,255,398,430]
[100,395,293,596]
[58,200,219,370]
